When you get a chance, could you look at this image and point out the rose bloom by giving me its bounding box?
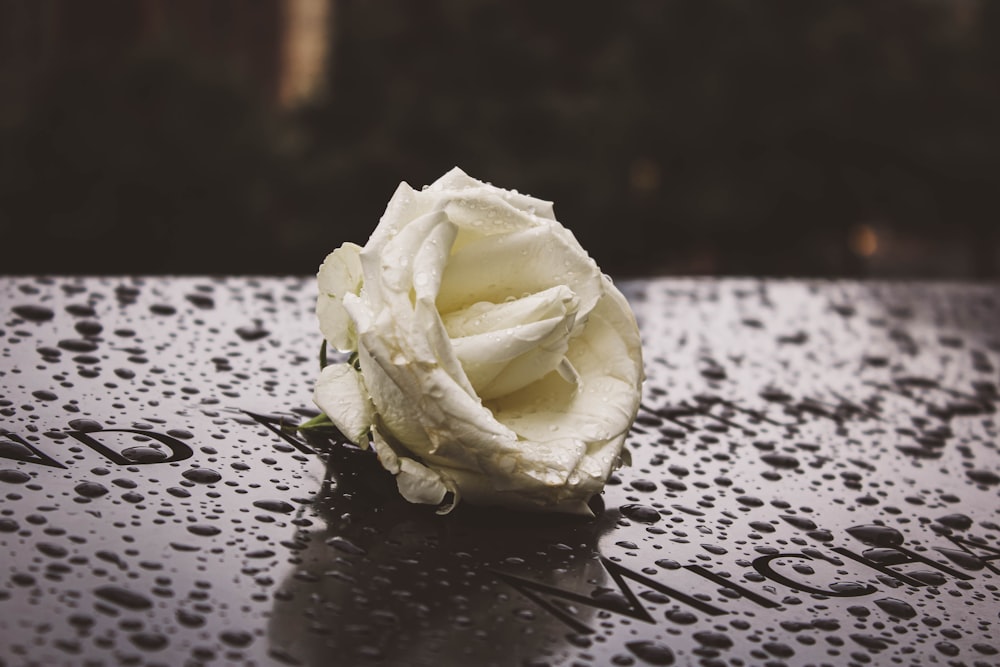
[314,168,643,515]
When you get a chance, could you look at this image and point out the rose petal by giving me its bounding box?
[354,312,518,469]
[375,208,450,296]
[556,357,581,385]
[450,312,571,366]
[429,168,556,221]
[436,223,603,319]
[410,214,456,303]
[316,242,363,352]
[470,343,576,400]
[426,166,483,192]
[366,207,481,400]
[450,316,577,399]
[370,426,402,473]
[441,465,594,516]
[372,427,449,507]
[487,284,643,447]
[444,194,538,237]
[441,285,577,338]
[370,182,435,248]
[348,309,436,451]
[312,362,374,446]
[396,458,448,506]
[360,182,436,307]
[439,286,581,398]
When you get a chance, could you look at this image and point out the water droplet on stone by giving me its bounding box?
[967,469,1000,486]
[219,630,254,648]
[626,640,674,665]
[94,585,153,610]
[325,536,367,555]
[846,524,904,547]
[181,468,221,484]
[620,504,661,523]
[120,446,169,463]
[935,514,972,530]
[252,499,295,514]
[236,322,270,342]
[0,469,32,484]
[12,304,54,322]
[74,481,109,498]
[874,597,917,619]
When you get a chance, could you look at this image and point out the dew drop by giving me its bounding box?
[620,504,661,524]
[252,499,295,514]
[120,446,169,463]
[325,536,367,555]
[181,468,221,484]
[935,513,972,530]
[967,469,1000,486]
[0,469,32,484]
[74,481,109,498]
[12,304,55,322]
[626,640,674,665]
[235,322,270,342]
[219,630,254,647]
[846,524,904,547]
[130,632,168,651]
[874,597,917,619]
[94,585,153,610]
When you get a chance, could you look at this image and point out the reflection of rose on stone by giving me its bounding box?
[314,168,644,515]
[266,440,616,665]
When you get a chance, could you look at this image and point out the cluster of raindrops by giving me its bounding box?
[0,277,997,665]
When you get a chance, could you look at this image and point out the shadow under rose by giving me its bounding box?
[266,432,620,666]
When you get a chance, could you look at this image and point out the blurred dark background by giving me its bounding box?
[1,0,998,278]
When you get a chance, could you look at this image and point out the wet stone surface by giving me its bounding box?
[1,276,999,666]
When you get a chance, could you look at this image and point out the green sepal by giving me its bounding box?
[295,413,335,432]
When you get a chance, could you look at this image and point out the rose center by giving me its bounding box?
[440,285,581,400]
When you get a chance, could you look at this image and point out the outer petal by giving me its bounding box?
[316,243,363,352]
[442,466,594,516]
[370,427,401,473]
[313,363,374,446]
[396,458,448,506]
[443,194,538,237]
[429,167,556,221]
[371,427,449,506]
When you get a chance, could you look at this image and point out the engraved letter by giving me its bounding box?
[940,534,1000,577]
[753,553,877,597]
[684,564,780,608]
[0,431,66,469]
[495,558,725,634]
[66,429,193,465]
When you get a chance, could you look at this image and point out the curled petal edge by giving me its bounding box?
[312,363,374,447]
[316,242,364,352]
[372,426,458,513]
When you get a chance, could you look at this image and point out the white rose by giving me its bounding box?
[313,167,643,515]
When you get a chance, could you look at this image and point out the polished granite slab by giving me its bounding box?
[1,276,999,667]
